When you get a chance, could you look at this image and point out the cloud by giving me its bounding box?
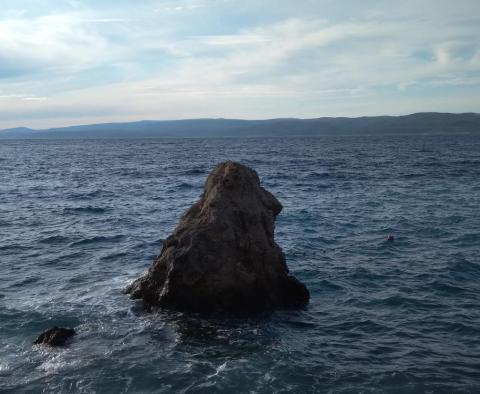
[153,1,205,13]
[0,1,479,128]
[139,15,479,101]
[0,11,124,79]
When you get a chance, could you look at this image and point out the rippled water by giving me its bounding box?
[1,135,480,393]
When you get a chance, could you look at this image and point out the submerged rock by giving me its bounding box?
[127,161,309,313]
[34,326,75,346]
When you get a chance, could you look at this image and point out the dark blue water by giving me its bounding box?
[1,135,480,393]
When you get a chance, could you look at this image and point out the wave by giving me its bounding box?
[447,257,480,280]
[302,171,331,179]
[67,189,115,200]
[429,279,467,294]
[0,243,29,251]
[183,167,206,176]
[10,276,41,288]
[100,251,128,261]
[317,279,344,291]
[62,206,110,214]
[69,234,125,247]
[367,294,442,310]
[177,182,195,189]
[38,235,70,244]
[446,232,480,245]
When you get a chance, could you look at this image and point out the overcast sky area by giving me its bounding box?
[0,0,479,129]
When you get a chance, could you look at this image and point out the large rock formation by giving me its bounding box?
[127,161,309,313]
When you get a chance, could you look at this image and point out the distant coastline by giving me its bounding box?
[1,112,479,139]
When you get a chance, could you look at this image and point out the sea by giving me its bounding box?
[0,135,479,393]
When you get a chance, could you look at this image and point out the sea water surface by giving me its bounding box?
[1,135,480,393]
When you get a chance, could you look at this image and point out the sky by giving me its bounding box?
[0,0,479,129]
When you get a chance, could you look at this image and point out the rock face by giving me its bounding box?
[127,161,309,313]
[34,327,75,346]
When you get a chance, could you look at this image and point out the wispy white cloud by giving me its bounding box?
[0,11,123,78]
[153,0,210,13]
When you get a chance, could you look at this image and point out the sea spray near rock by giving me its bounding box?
[127,161,309,313]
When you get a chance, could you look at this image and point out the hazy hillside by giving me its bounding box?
[1,113,479,139]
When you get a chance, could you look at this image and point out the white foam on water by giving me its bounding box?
[0,361,10,374]
[36,352,84,375]
[207,361,227,379]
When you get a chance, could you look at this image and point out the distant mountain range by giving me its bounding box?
[1,112,479,139]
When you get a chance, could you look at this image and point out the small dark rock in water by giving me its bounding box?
[34,326,75,346]
[127,161,310,313]
[387,234,395,242]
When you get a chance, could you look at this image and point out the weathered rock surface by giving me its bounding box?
[34,326,75,346]
[127,161,309,313]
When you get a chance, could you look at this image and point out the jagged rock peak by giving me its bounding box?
[127,161,309,313]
